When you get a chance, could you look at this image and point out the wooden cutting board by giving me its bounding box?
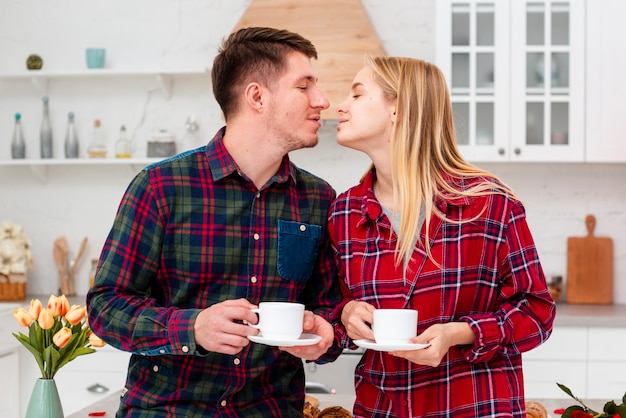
[566,214,613,304]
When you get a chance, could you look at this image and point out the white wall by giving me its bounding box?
[1,0,624,304]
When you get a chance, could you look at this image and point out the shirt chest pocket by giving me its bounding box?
[277,220,322,282]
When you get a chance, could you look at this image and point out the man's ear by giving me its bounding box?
[244,82,265,112]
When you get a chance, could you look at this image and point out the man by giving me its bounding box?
[87,27,344,417]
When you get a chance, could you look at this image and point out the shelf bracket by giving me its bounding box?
[156,74,173,99]
[30,76,48,96]
[29,164,48,184]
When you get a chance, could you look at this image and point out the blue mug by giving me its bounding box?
[86,48,106,69]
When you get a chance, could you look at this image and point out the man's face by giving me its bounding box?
[264,51,330,152]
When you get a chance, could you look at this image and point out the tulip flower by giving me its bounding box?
[65,305,86,325]
[53,327,72,348]
[12,294,103,380]
[13,307,32,327]
[28,299,43,320]
[47,295,59,316]
[88,332,106,348]
[47,294,70,317]
[58,295,70,316]
[38,308,54,330]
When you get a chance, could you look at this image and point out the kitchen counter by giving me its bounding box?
[66,390,609,418]
[553,303,626,327]
[15,295,626,326]
[65,391,356,417]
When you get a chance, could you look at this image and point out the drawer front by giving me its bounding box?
[55,370,126,416]
[523,327,587,360]
[588,327,626,360]
[523,360,587,399]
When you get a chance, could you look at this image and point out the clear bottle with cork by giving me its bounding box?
[87,119,107,158]
[115,125,132,158]
[64,112,79,158]
[11,112,26,159]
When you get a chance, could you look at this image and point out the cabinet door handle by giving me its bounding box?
[498,148,505,155]
[514,147,521,155]
[87,383,109,394]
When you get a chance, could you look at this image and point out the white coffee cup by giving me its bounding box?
[249,302,304,340]
[373,309,418,345]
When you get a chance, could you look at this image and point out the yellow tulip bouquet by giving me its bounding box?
[12,294,105,379]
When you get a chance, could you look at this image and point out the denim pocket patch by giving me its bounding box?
[277,220,322,282]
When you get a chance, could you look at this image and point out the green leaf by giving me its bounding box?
[28,322,42,352]
[13,332,45,377]
[557,382,576,399]
[562,405,585,418]
[605,400,617,414]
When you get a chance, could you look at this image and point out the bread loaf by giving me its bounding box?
[316,405,353,417]
[526,401,548,418]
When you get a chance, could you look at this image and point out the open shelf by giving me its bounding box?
[0,68,209,99]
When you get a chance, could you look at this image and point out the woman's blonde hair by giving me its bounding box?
[365,56,519,266]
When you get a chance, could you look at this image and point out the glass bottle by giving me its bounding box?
[115,125,132,158]
[64,112,79,158]
[87,119,107,158]
[11,113,26,159]
[40,96,53,158]
[88,258,98,287]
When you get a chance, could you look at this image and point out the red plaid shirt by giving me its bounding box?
[329,169,556,418]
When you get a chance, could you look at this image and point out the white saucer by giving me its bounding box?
[248,333,322,347]
[354,339,430,352]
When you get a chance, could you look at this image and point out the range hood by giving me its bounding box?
[233,0,386,119]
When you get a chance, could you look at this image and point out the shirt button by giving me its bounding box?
[253,233,260,241]
[250,276,257,283]
[234,358,241,366]
[159,349,165,354]
[256,192,261,198]
[182,345,189,353]
[300,224,306,232]
[152,365,159,372]
[220,400,227,407]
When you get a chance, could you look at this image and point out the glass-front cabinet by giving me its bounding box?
[436,0,585,162]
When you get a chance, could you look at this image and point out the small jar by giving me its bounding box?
[115,125,132,158]
[89,258,98,287]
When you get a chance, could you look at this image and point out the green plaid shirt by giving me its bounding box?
[87,127,343,417]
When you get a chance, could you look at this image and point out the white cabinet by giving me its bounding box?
[523,326,587,399]
[436,0,585,162]
[586,328,626,399]
[53,345,130,416]
[524,325,626,400]
[0,348,20,418]
[585,0,626,162]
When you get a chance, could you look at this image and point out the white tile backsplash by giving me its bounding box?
[0,0,624,304]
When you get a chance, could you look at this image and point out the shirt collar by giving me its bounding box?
[205,127,296,186]
[358,168,471,225]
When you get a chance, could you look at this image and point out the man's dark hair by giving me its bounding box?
[212,27,318,120]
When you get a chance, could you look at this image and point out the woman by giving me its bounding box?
[329,56,556,417]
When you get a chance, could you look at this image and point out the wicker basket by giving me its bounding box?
[0,273,27,301]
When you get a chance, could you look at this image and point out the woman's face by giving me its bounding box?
[336,66,396,154]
